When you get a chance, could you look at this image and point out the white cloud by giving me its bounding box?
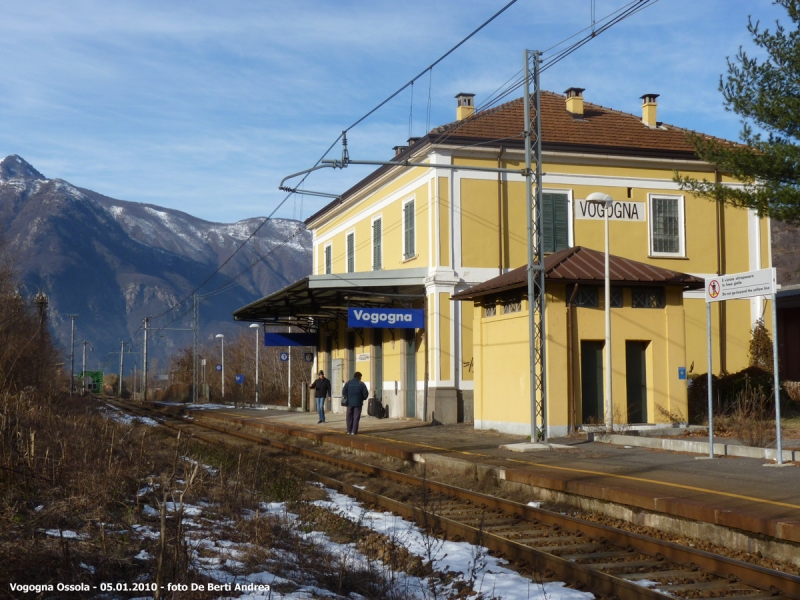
[0,0,791,222]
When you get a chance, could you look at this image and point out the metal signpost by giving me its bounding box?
[704,268,783,464]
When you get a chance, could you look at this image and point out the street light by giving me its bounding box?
[586,192,614,433]
[215,334,225,398]
[81,340,92,396]
[250,323,261,405]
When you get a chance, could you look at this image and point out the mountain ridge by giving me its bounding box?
[0,154,312,372]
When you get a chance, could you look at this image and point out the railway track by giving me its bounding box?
[103,398,800,600]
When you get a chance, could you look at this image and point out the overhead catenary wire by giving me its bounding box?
[135,0,523,333]
[140,0,656,343]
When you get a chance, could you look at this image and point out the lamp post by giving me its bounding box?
[250,323,261,405]
[586,192,614,433]
[81,340,92,396]
[215,334,225,398]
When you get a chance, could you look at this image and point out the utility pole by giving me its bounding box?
[133,362,138,400]
[119,341,125,397]
[68,314,79,396]
[143,317,149,402]
[193,294,199,404]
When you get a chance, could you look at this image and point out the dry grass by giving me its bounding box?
[0,393,442,598]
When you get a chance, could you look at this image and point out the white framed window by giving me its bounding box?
[324,243,332,274]
[371,215,382,271]
[649,194,685,257]
[346,230,355,273]
[402,198,416,260]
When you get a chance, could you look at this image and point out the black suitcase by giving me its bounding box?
[367,397,379,417]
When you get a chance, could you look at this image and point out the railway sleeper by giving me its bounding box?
[658,580,754,593]
[514,534,585,546]
[622,569,699,582]
[592,560,670,572]
[562,549,635,560]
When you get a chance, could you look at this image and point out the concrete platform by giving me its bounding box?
[183,403,800,563]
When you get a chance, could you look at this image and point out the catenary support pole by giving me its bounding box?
[143,317,149,402]
[193,294,198,404]
[707,301,714,458]
[772,293,783,464]
[287,347,292,409]
[524,49,536,442]
[119,341,124,397]
[524,49,547,442]
[533,49,547,442]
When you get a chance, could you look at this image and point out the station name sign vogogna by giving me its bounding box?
[575,199,646,221]
[348,308,424,329]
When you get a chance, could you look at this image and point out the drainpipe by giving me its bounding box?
[566,284,579,432]
[423,294,429,422]
[497,147,505,276]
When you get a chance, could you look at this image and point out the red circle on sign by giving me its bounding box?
[708,280,720,299]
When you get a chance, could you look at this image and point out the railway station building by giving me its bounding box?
[234,89,773,436]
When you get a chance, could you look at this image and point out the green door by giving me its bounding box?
[405,329,416,418]
[581,341,604,424]
[626,341,648,423]
[373,328,383,402]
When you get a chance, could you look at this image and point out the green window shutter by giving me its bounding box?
[554,194,568,251]
[542,192,569,253]
[324,245,332,274]
[542,193,555,253]
[346,233,354,273]
[373,218,382,270]
[404,201,415,259]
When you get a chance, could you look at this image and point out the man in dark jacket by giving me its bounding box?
[342,371,369,435]
[309,370,331,423]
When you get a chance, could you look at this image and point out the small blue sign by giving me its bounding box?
[279,352,289,362]
[235,374,244,385]
[215,364,222,372]
[678,367,687,380]
[348,307,424,329]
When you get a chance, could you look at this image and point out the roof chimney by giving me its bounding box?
[455,93,475,120]
[641,93,659,127]
[393,145,408,156]
[564,87,585,117]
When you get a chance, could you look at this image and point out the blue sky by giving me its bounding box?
[0,0,788,224]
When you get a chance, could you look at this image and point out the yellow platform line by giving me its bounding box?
[201,412,800,512]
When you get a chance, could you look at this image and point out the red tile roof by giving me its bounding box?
[430,91,703,155]
[451,246,705,300]
[305,90,730,226]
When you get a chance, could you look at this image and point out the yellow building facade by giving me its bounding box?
[236,89,772,434]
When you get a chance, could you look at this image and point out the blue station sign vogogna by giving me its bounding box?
[347,307,424,329]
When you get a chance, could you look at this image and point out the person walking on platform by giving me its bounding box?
[342,371,368,435]
[309,370,331,424]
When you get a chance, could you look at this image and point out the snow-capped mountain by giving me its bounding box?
[0,154,312,369]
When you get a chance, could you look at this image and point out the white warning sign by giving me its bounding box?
[705,268,776,303]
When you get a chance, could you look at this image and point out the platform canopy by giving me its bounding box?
[233,268,427,330]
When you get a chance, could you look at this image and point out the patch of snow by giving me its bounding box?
[79,562,96,574]
[527,501,542,508]
[41,529,89,540]
[134,550,153,561]
[313,488,596,600]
